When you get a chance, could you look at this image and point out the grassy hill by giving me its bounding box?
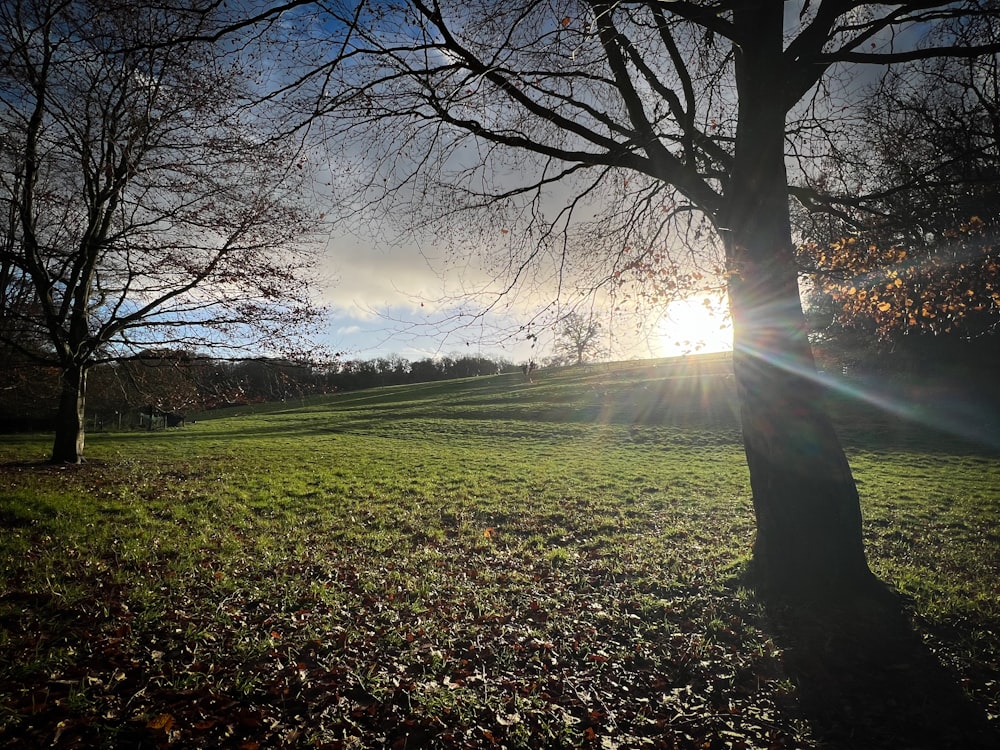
[1,354,998,748]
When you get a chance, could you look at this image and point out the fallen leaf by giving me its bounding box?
[147,713,174,732]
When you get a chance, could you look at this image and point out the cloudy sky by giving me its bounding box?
[288,4,738,366]
[301,128,734,365]
[304,152,734,365]
[271,0,948,366]
[314,223,733,364]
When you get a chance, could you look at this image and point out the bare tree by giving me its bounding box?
[553,311,604,365]
[297,1,1000,599]
[0,0,323,463]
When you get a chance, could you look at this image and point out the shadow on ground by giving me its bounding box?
[764,591,998,750]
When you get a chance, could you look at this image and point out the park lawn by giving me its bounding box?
[0,360,998,749]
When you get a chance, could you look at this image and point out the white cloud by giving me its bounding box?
[318,232,462,313]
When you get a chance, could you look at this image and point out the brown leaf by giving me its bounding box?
[147,713,174,732]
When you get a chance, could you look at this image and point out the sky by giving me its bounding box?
[304,108,735,365]
[304,147,736,364]
[288,1,751,365]
[314,224,734,364]
[270,0,950,367]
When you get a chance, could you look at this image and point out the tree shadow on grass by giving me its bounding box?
[762,589,998,750]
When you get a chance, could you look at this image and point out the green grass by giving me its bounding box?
[1,357,997,748]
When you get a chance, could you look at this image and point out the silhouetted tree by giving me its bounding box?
[0,0,321,462]
[553,312,605,366]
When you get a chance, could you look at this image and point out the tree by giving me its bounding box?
[304,1,1000,599]
[0,0,322,463]
[804,219,1000,346]
[553,311,604,365]
[799,33,1000,352]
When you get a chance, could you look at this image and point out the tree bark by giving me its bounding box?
[724,6,874,598]
[728,232,874,597]
[51,364,87,464]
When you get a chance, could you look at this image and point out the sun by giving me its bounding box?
[657,295,733,358]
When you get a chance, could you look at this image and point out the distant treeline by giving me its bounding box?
[0,352,519,432]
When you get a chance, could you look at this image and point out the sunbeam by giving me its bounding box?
[736,340,1000,452]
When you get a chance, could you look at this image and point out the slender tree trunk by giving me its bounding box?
[724,7,874,598]
[51,363,87,464]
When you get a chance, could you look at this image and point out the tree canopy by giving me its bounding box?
[798,29,1000,350]
[552,311,605,365]
[0,0,323,462]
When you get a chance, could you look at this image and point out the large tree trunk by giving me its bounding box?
[727,234,874,597]
[723,6,874,599]
[51,363,87,464]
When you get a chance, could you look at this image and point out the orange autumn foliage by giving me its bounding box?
[801,216,1000,340]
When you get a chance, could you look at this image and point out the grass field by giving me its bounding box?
[1,355,998,749]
